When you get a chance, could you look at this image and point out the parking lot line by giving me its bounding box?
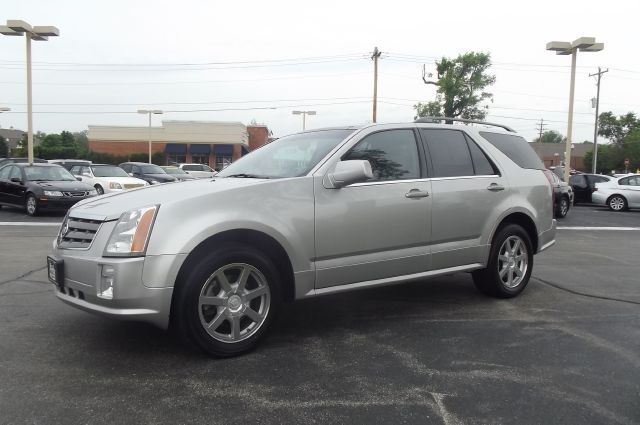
[557,226,640,231]
[0,222,61,227]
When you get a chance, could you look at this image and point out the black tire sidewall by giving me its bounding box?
[95,185,104,195]
[557,197,569,218]
[176,243,282,357]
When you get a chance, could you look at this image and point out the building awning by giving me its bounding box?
[241,146,249,156]
[165,143,187,154]
[189,144,211,154]
[214,144,234,155]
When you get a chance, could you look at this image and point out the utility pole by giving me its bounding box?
[371,46,382,123]
[589,67,608,174]
[535,118,548,142]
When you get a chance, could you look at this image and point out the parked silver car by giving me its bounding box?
[48,119,556,357]
[591,174,640,211]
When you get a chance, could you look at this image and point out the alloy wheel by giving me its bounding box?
[609,197,625,211]
[497,236,528,289]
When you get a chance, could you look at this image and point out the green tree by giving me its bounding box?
[414,52,496,121]
[598,111,640,146]
[34,132,78,159]
[0,137,8,157]
[73,130,89,157]
[534,130,565,144]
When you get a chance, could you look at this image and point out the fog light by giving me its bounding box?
[98,265,115,299]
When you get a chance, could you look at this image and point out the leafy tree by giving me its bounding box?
[0,138,8,157]
[534,130,565,144]
[584,125,640,173]
[73,130,89,157]
[598,111,640,146]
[414,52,496,122]
[34,132,78,159]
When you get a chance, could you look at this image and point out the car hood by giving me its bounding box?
[144,173,176,182]
[32,180,94,191]
[69,177,269,220]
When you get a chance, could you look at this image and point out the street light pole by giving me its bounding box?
[546,37,603,182]
[137,109,163,163]
[0,20,59,165]
[0,107,11,158]
[292,110,316,131]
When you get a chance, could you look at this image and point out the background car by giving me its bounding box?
[0,163,96,216]
[0,157,47,168]
[177,163,216,178]
[48,159,92,171]
[550,172,573,218]
[592,174,640,211]
[161,166,197,181]
[70,164,148,195]
[118,162,177,184]
[569,173,612,203]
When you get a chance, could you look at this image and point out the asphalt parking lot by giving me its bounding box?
[0,204,639,425]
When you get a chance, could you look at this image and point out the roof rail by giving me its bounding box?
[414,116,516,133]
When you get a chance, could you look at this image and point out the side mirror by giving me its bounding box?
[10,177,22,183]
[325,160,373,189]
[76,176,82,181]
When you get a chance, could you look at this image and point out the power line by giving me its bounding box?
[536,119,548,140]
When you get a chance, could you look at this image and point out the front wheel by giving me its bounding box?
[25,194,39,216]
[473,224,533,298]
[174,243,281,357]
[95,185,104,195]
[608,195,627,212]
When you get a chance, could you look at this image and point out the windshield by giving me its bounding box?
[92,166,129,177]
[140,165,166,174]
[217,129,355,179]
[163,167,187,175]
[24,166,76,181]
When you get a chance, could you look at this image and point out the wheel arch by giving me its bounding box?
[606,193,627,204]
[492,212,539,254]
[172,229,296,311]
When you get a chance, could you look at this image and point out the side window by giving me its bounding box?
[0,166,11,180]
[464,134,498,175]
[132,165,140,174]
[70,166,81,175]
[343,129,420,181]
[628,176,640,186]
[9,166,22,181]
[570,175,587,188]
[619,177,630,186]
[422,129,474,178]
[120,164,130,173]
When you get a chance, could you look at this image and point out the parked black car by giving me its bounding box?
[569,173,612,203]
[550,172,574,218]
[160,166,197,181]
[0,163,97,216]
[48,159,92,171]
[119,162,177,184]
[0,157,48,168]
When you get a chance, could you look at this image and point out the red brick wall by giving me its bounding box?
[89,141,167,155]
[247,126,269,151]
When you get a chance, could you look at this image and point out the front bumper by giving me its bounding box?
[38,196,92,210]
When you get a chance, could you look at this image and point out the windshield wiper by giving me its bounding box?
[224,173,270,179]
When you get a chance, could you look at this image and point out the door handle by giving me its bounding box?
[487,183,505,192]
[405,189,429,199]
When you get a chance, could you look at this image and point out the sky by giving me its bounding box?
[1,0,639,144]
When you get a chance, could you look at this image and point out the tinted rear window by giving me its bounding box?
[479,132,544,170]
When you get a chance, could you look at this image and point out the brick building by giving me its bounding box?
[529,142,593,171]
[88,120,270,169]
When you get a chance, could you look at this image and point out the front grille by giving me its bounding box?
[123,184,144,189]
[58,216,103,249]
[62,191,89,197]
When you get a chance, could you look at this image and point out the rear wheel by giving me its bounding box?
[25,194,39,217]
[608,195,627,212]
[556,196,570,218]
[174,243,281,357]
[473,224,533,298]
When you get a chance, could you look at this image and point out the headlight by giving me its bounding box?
[150,180,160,185]
[103,205,159,257]
[88,189,98,196]
[44,190,63,197]
[109,182,123,189]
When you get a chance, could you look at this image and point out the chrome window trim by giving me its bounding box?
[346,174,500,188]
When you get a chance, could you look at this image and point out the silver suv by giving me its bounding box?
[47,118,556,357]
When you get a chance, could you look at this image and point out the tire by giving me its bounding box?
[95,185,104,195]
[25,194,39,217]
[174,243,281,357]
[555,196,570,218]
[607,195,627,212]
[472,224,533,298]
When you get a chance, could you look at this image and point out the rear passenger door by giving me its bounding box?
[419,129,511,270]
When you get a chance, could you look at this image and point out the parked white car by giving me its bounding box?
[70,164,148,195]
[592,174,640,211]
[178,163,217,179]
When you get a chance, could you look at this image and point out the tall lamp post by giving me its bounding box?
[0,107,11,157]
[0,20,59,165]
[546,37,603,182]
[137,109,163,163]
[292,110,316,131]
